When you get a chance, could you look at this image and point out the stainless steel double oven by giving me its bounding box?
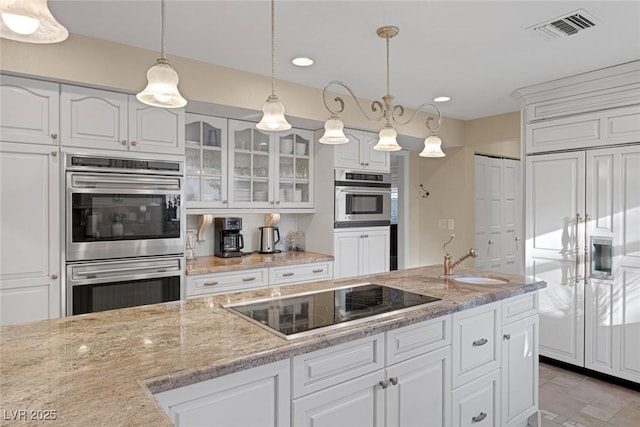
[65,154,184,315]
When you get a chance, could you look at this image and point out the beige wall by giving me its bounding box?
[464,111,521,159]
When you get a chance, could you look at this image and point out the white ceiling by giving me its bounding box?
[49,0,640,120]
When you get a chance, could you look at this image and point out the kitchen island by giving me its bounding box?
[0,265,545,426]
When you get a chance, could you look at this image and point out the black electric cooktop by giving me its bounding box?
[224,283,442,340]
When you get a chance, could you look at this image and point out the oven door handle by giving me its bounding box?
[72,263,181,278]
[335,185,391,195]
[70,174,181,190]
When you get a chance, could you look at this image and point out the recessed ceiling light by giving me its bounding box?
[292,57,314,67]
[433,96,451,103]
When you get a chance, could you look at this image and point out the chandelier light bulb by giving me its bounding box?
[137,58,187,108]
[0,0,68,43]
[257,95,292,131]
[374,125,402,151]
[2,13,39,34]
[319,116,349,144]
[419,134,446,157]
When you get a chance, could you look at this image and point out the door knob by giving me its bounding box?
[50,133,58,139]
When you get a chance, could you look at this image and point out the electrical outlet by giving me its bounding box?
[438,219,447,229]
[447,219,455,230]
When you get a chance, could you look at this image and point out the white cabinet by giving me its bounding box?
[0,143,60,325]
[451,370,501,427]
[334,129,390,172]
[474,155,522,275]
[155,359,290,427]
[269,261,333,287]
[333,227,390,279]
[501,294,539,427]
[228,120,314,209]
[185,114,228,208]
[60,85,184,155]
[0,75,59,145]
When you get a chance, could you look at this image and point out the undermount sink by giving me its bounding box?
[443,275,509,285]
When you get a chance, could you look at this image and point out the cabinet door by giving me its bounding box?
[386,346,451,427]
[276,129,313,208]
[228,120,274,208]
[362,228,390,275]
[451,370,501,427]
[585,278,616,375]
[334,129,362,169]
[128,96,184,155]
[155,359,290,427]
[0,143,60,325]
[502,316,538,427]
[60,85,128,150]
[362,132,390,172]
[292,370,385,427]
[333,231,362,279]
[618,267,640,382]
[185,114,228,208]
[618,147,640,269]
[0,75,59,145]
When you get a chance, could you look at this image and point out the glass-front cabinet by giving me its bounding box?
[276,130,313,208]
[185,114,227,208]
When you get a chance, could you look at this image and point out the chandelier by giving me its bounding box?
[0,0,68,44]
[319,26,445,157]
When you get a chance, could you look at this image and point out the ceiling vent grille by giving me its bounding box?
[529,9,599,39]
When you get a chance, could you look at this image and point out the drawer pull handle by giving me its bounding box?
[312,269,324,273]
[378,380,389,389]
[389,377,398,386]
[472,412,487,423]
[503,334,511,340]
[203,281,219,286]
[472,338,488,347]
[282,272,295,277]
[242,277,256,282]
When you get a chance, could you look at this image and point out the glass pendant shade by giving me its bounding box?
[257,95,292,131]
[0,0,68,43]
[319,116,349,144]
[136,58,187,108]
[419,134,445,157]
[374,125,402,151]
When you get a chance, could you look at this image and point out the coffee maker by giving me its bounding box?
[214,217,244,258]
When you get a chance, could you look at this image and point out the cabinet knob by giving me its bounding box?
[51,274,58,280]
[120,140,127,145]
[364,234,369,238]
[50,151,57,157]
[472,338,488,346]
[389,377,398,386]
[50,133,58,139]
[222,200,228,204]
[378,380,389,389]
[472,412,487,423]
[488,240,494,245]
[130,140,137,146]
[275,201,280,205]
[365,162,370,166]
[503,334,511,340]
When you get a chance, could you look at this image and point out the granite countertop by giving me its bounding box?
[185,251,335,275]
[0,265,545,426]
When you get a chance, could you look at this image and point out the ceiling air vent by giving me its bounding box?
[529,9,599,39]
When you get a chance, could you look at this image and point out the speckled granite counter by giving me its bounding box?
[185,251,334,275]
[0,265,545,426]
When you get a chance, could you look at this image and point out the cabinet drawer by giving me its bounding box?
[186,268,268,297]
[452,302,501,388]
[269,261,333,286]
[386,315,451,365]
[452,370,501,427]
[502,292,538,325]
[292,333,384,398]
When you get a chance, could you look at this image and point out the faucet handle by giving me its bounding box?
[443,234,455,254]
[470,248,478,258]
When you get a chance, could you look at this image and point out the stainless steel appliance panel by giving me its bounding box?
[591,236,614,280]
[334,168,391,228]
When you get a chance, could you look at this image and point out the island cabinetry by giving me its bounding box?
[292,316,452,427]
[186,267,268,298]
[60,85,184,154]
[154,359,290,427]
[334,129,390,172]
[0,75,60,145]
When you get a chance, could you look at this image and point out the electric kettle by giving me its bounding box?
[258,226,280,253]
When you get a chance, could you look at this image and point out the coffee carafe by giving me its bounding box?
[214,217,244,258]
[258,226,280,254]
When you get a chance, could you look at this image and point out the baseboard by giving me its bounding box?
[540,355,640,392]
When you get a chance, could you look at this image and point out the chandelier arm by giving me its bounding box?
[322,80,384,122]
[392,102,443,132]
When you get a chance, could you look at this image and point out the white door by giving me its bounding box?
[292,370,385,427]
[0,143,60,325]
[502,159,521,274]
[335,129,363,169]
[486,157,503,272]
[0,75,59,145]
[333,231,362,279]
[474,156,489,270]
[128,96,184,155]
[618,267,640,383]
[501,316,538,427]
[363,132,390,172]
[362,229,390,275]
[60,85,128,151]
[526,151,585,366]
[386,346,451,427]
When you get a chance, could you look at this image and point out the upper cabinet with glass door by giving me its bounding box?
[276,130,313,208]
[184,114,228,209]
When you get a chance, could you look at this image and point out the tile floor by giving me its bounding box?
[539,362,640,427]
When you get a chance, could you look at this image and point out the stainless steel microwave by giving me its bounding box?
[334,169,391,228]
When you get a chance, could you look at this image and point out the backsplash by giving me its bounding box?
[186,213,301,256]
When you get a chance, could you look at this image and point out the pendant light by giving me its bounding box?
[256,0,291,131]
[0,0,68,43]
[136,0,186,109]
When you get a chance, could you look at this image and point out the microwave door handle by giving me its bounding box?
[72,175,181,190]
[73,263,180,278]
